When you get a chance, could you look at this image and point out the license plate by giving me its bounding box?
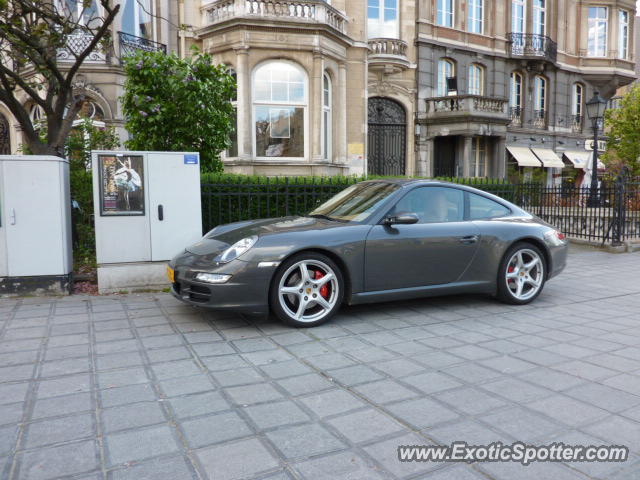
[167,266,175,283]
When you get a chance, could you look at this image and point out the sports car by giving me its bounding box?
[169,180,568,327]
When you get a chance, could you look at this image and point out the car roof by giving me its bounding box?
[361,178,462,187]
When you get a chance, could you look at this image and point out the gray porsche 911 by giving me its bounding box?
[169,180,568,327]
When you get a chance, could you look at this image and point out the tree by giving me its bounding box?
[602,84,640,177]
[0,0,119,155]
[122,49,236,172]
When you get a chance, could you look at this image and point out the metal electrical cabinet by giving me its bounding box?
[0,155,73,295]
[91,151,202,293]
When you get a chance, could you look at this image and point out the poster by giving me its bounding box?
[99,155,145,215]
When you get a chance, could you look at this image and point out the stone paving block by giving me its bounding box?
[37,374,91,399]
[211,367,265,387]
[17,440,98,480]
[100,383,157,408]
[242,349,294,366]
[303,353,356,370]
[527,394,609,427]
[478,460,591,480]
[564,382,640,413]
[412,351,465,369]
[0,402,24,426]
[146,346,192,363]
[98,367,149,389]
[44,344,89,361]
[97,352,145,371]
[102,401,166,433]
[258,360,313,379]
[151,360,201,380]
[385,398,459,429]
[441,363,502,384]
[243,400,311,430]
[286,342,332,357]
[32,391,92,419]
[181,411,252,448]
[369,358,425,378]
[298,389,366,418]
[0,382,30,405]
[0,424,18,456]
[108,454,195,480]
[225,383,284,405]
[168,391,230,419]
[426,418,511,445]
[140,334,184,350]
[266,423,345,459]
[480,407,564,442]
[326,408,404,444]
[352,379,419,405]
[25,413,94,448]
[292,450,386,480]
[201,354,248,372]
[196,437,279,480]
[0,364,35,382]
[276,373,334,396]
[400,371,462,395]
[583,415,640,454]
[106,425,179,466]
[158,375,215,398]
[94,329,135,343]
[362,433,441,478]
[95,340,139,355]
[603,373,640,396]
[326,365,384,386]
[47,334,89,347]
[0,349,39,367]
[435,386,507,415]
[231,337,276,352]
[40,358,90,378]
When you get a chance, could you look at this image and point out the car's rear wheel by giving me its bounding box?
[496,242,546,304]
[269,252,344,327]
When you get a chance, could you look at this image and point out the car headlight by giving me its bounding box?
[194,273,231,284]
[215,236,258,263]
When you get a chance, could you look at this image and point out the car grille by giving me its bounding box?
[188,284,211,303]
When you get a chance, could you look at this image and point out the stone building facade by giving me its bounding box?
[1,1,636,180]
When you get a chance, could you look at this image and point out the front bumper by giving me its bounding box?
[169,251,278,315]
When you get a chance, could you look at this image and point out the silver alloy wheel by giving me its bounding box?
[278,259,339,323]
[505,248,544,301]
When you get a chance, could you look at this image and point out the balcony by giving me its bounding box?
[532,109,547,128]
[118,32,167,62]
[57,32,109,63]
[508,33,557,64]
[509,106,522,127]
[424,95,510,125]
[201,0,347,35]
[368,38,409,71]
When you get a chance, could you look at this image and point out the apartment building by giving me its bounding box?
[415,0,637,181]
[1,1,636,180]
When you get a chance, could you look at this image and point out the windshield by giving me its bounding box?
[309,182,400,222]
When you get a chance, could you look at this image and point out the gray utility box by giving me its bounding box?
[0,155,73,296]
[92,151,202,293]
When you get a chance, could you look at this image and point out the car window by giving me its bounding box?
[468,193,511,220]
[391,187,464,224]
[309,182,400,222]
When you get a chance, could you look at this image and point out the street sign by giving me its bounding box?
[585,139,606,152]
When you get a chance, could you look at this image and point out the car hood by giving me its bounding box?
[185,216,343,256]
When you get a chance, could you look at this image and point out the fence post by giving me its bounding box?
[612,171,627,246]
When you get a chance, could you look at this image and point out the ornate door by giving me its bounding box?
[0,114,10,155]
[367,97,406,176]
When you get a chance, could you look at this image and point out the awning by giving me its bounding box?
[532,148,565,168]
[506,146,543,167]
[563,150,605,170]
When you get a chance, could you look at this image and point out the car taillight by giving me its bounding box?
[557,232,566,241]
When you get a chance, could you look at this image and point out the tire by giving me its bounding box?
[269,252,344,327]
[496,242,547,305]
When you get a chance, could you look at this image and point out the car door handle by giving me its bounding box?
[458,235,479,244]
[9,208,16,225]
[158,205,164,221]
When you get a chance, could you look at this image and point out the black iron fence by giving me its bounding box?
[200,176,640,244]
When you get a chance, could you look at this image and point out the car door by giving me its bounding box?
[364,186,480,292]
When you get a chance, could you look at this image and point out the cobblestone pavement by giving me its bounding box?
[1,246,640,480]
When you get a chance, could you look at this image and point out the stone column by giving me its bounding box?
[337,62,348,164]
[311,50,324,162]
[462,135,473,178]
[235,46,251,160]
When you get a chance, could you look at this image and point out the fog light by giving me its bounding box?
[194,273,231,284]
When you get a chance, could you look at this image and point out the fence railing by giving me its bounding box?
[200,177,640,244]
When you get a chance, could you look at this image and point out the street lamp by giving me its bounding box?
[585,91,607,207]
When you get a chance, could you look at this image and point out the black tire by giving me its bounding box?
[496,242,547,305]
[269,252,344,327]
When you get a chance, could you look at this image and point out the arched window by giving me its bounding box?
[0,113,10,155]
[253,61,307,159]
[57,0,101,27]
[468,63,484,95]
[29,104,45,130]
[437,58,455,96]
[367,0,399,38]
[122,0,153,39]
[533,0,545,35]
[510,71,523,122]
[468,0,483,34]
[534,75,546,124]
[323,73,332,161]
[572,83,584,130]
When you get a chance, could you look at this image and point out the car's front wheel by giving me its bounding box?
[496,242,546,304]
[269,252,344,327]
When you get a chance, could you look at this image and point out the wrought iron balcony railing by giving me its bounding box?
[508,33,557,63]
[509,106,522,127]
[118,31,167,62]
[57,32,108,63]
[202,0,347,35]
[533,109,547,128]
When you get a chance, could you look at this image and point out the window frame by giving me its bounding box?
[57,0,102,27]
[510,71,523,111]
[468,0,484,34]
[587,6,608,57]
[470,136,487,178]
[466,191,512,220]
[618,9,629,59]
[367,0,400,39]
[512,0,526,34]
[387,185,466,225]
[572,83,583,118]
[533,0,546,36]
[534,75,546,114]
[468,63,484,96]
[322,72,332,162]
[437,58,455,96]
[251,60,309,161]
[437,0,455,28]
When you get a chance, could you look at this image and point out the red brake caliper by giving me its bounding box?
[314,270,329,299]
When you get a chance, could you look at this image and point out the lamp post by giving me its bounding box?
[585,91,607,207]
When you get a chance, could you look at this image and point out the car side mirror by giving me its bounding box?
[383,213,419,225]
